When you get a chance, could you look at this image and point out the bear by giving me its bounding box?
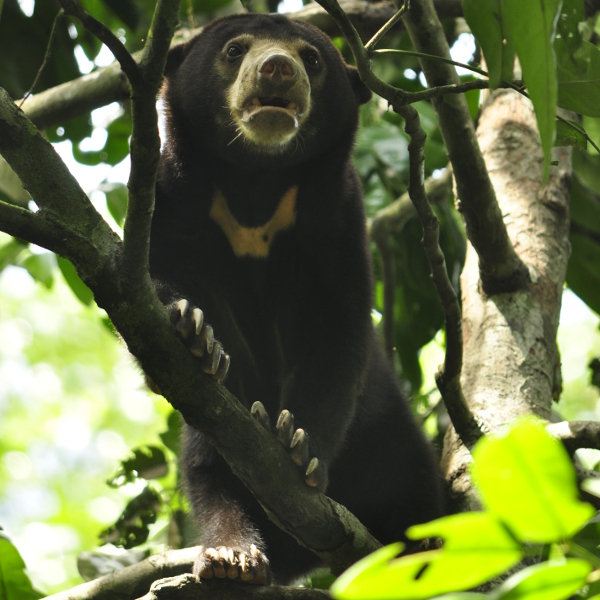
[149,12,445,585]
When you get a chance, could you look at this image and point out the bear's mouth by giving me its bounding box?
[242,97,301,124]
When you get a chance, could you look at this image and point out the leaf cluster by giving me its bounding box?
[332,419,600,600]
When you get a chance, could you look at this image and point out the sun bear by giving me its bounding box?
[149,13,444,585]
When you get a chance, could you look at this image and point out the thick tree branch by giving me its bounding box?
[315,0,482,447]
[137,574,329,600]
[547,421,600,456]
[401,0,530,295]
[42,548,199,600]
[122,0,181,283]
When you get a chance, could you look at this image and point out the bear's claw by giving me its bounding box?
[168,299,230,384]
[252,402,326,491]
[193,544,270,585]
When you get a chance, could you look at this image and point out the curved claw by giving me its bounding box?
[251,401,271,431]
[305,457,327,491]
[276,410,294,447]
[290,428,310,467]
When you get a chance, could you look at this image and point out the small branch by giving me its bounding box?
[19,9,65,108]
[374,48,489,78]
[547,421,600,456]
[364,1,409,52]
[402,0,530,295]
[56,0,140,86]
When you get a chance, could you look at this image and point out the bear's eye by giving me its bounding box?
[226,44,244,59]
[305,52,319,67]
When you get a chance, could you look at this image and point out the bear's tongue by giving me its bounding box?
[259,96,289,108]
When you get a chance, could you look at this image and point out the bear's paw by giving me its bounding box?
[193,544,271,585]
[168,299,230,383]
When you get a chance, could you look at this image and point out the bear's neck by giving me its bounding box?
[200,153,322,228]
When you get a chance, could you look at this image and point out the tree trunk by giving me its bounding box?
[442,89,572,512]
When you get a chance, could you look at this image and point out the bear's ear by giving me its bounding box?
[347,66,372,105]
[164,42,191,78]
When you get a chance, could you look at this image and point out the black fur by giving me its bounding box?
[150,13,444,584]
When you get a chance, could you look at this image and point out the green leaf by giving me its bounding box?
[57,256,94,306]
[21,252,57,288]
[107,446,168,487]
[431,596,487,600]
[556,39,600,117]
[0,533,43,600]
[330,543,405,600]
[406,512,523,590]
[159,411,183,456]
[99,486,162,549]
[495,559,592,600]
[501,0,562,180]
[332,513,522,600]
[73,112,131,167]
[565,173,600,314]
[102,182,129,227]
[463,0,514,88]
[555,120,587,150]
[472,418,594,543]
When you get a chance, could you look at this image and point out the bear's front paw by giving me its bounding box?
[168,299,230,383]
[192,544,271,585]
[250,402,328,492]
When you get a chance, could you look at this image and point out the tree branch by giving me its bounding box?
[547,421,600,456]
[123,0,181,283]
[42,548,199,600]
[137,574,329,600]
[57,0,140,86]
[401,0,530,295]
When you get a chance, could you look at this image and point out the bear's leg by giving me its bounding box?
[183,429,273,585]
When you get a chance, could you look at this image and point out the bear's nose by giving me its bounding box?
[259,54,298,84]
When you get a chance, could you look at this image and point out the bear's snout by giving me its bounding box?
[259,54,299,86]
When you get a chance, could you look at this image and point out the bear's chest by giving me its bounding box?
[209,186,298,259]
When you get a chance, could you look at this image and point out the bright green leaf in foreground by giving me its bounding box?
[331,513,523,600]
[500,0,562,180]
[472,419,594,543]
[494,559,591,600]
[463,0,514,88]
[0,534,42,600]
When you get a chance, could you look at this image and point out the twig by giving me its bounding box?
[19,9,65,108]
[57,0,140,85]
[364,1,409,52]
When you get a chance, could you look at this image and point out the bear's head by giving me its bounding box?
[163,14,372,167]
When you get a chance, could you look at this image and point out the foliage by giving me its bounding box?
[331,419,598,600]
[0,0,599,596]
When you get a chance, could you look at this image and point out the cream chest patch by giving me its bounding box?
[209,186,297,258]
